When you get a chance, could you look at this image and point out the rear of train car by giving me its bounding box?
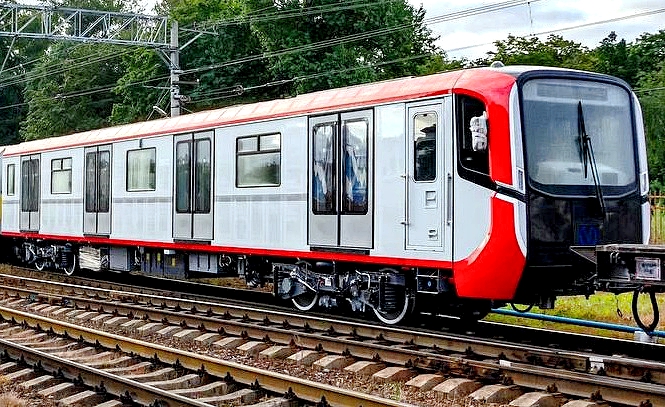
[0,65,648,324]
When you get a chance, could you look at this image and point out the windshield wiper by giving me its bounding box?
[578,101,606,220]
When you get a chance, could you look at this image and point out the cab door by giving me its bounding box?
[405,99,452,252]
[309,110,373,249]
[173,131,213,241]
[84,145,111,235]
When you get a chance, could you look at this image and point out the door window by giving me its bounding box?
[312,123,336,214]
[342,119,368,214]
[21,158,39,212]
[413,113,437,182]
[194,139,211,213]
[85,151,110,213]
[175,141,191,213]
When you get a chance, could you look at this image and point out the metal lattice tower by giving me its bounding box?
[0,3,185,116]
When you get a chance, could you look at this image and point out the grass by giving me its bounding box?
[485,292,665,339]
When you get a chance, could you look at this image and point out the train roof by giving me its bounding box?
[2,67,521,157]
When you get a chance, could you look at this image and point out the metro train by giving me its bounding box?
[0,64,649,325]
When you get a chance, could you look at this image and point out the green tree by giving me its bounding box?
[18,0,136,140]
[593,31,639,86]
[110,48,168,124]
[20,42,127,140]
[636,62,665,190]
[246,0,439,95]
[484,34,595,70]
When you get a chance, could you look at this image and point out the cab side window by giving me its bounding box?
[457,95,491,184]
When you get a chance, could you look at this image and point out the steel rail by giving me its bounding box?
[4,274,665,386]
[0,336,213,407]
[0,275,599,369]
[0,305,414,407]
[3,272,665,405]
[2,288,665,406]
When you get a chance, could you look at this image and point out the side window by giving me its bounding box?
[127,148,156,191]
[6,164,15,196]
[236,134,281,187]
[413,113,437,182]
[51,158,72,194]
[457,95,490,176]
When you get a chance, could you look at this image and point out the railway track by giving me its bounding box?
[0,268,663,406]
[0,304,403,406]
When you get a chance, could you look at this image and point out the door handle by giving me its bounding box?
[446,173,453,225]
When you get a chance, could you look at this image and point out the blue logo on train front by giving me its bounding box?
[576,223,601,246]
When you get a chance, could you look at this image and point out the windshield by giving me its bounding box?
[522,78,636,196]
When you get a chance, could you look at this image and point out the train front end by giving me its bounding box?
[513,69,649,304]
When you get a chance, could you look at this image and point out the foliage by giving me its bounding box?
[246,0,439,96]
[483,34,596,70]
[636,61,665,188]
[20,42,126,140]
[110,48,168,124]
[16,0,134,140]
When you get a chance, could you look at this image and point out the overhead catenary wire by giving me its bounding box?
[2,4,665,112]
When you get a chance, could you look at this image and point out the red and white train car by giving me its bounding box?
[0,65,649,324]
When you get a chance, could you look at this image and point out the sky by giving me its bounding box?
[412,0,665,60]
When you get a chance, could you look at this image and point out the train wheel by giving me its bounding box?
[292,291,318,311]
[373,291,412,325]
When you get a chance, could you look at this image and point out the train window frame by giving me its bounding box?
[6,164,15,196]
[235,133,281,188]
[126,147,156,192]
[456,95,493,188]
[51,157,72,194]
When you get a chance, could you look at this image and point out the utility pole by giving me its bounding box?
[170,21,181,118]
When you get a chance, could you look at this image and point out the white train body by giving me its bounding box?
[0,66,648,323]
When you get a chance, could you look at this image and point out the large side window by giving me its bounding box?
[413,113,437,182]
[457,95,490,176]
[21,158,39,212]
[127,148,156,191]
[342,119,368,214]
[51,158,72,194]
[312,123,336,214]
[6,164,15,196]
[236,134,281,187]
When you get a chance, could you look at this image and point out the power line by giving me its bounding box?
[3,4,665,112]
[0,46,134,90]
[181,0,542,76]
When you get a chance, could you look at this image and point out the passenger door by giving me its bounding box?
[19,154,40,232]
[173,131,214,241]
[308,110,373,249]
[405,100,452,252]
[84,145,112,235]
